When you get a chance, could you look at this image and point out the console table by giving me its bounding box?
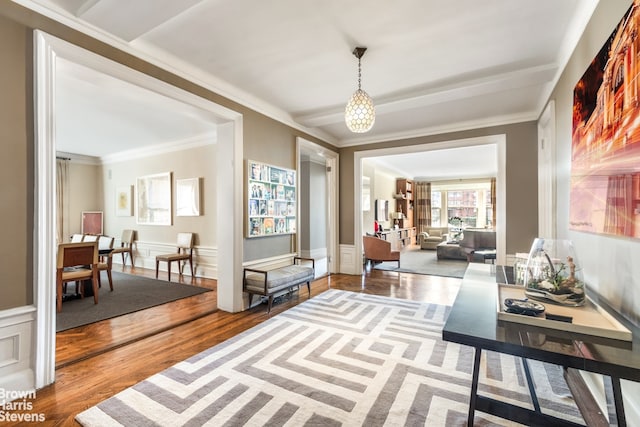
[443,264,640,426]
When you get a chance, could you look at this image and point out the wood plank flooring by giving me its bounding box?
[24,264,462,426]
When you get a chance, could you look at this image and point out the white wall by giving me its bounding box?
[101,143,217,247]
[549,0,639,422]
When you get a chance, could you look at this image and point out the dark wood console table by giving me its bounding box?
[443,264,640,426]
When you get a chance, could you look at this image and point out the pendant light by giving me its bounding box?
[345,47,375,133]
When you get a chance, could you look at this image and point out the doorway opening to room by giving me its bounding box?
[354,135,506,277]
[34,31,243,388]
[296,138,339,276]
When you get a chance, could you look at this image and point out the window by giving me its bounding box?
[430,181,492,228]
[447,190,478,227]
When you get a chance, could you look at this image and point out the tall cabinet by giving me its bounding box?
[395,178,414,229]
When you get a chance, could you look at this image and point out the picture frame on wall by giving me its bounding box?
[570,1,640,239]
[115,185,133,217]
[246,159,296,238]
[136,172,172,225]
[82,211,103,235]
[176,177,201,217]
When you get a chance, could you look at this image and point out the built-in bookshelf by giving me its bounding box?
[395,178,414,230]
[247,159,296,238]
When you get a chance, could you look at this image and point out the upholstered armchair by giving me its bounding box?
[363,236,400,267]
[418,228,447,250]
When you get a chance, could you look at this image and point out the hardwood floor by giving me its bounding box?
[25,264,461,426]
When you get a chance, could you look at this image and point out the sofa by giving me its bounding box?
[417,227,448,250]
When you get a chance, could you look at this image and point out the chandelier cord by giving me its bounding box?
[358,57,362,90]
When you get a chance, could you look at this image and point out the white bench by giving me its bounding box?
[243,257,315,312]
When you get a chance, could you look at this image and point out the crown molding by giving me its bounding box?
[13,0,338,147]
[337,111,537,148]
[100,133,217,165]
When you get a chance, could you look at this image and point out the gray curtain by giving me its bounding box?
[56,158,70,243]
[415,181,431,232]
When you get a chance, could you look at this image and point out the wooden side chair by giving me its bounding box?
[70,233,84,242]
[56,241,99,312]
[96,235,115,290]
[111,229,135,267]
[155,232,195,281]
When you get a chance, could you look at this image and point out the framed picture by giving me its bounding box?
[570,1,640,239]
[246,159,296,238]
[376,199,389,221]
[136,172,172,225]
[115,185,133,217]
[82,211,103,235]
[176,178,201,216]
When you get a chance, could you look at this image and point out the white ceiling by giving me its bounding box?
[19,0,597,163]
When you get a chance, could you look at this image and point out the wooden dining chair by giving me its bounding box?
[97,235,115,291]
[155,232,195,281]
[56,241,99,312]
[111,229,135,267]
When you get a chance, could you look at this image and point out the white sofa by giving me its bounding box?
[417,227,449,250]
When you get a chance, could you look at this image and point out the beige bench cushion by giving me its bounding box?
[245,265,314,293]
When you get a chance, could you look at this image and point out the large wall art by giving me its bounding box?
[136,172,172,226]
[247,160,296,238]
[571,1,640,239]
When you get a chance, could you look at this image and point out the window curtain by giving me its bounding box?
[415,181,431,232]
[604,174,632,236]
[56,158,70,243]
[491,178,496,229]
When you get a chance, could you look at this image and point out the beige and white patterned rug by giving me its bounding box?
[76,290,583,426]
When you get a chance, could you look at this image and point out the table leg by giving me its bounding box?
[468,347,482,426]
[521,358,541,413]
[605,376,626,426]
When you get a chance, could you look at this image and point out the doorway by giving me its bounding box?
[297,137,339,275]
[353,135,507,273]
[34,30,243,388]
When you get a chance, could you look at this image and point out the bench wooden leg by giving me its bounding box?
[155,260,159,278]
[248,293,253,308]
[306,281,311,298]
[267,295,274,313]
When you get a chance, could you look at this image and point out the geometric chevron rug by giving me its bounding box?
[76,290,584,426]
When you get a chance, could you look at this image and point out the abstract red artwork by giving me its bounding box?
[571,1,640,239]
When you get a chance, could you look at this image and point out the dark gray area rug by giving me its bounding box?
[374,246,468,278]
[56,271,211,332]
[76,290,583,426]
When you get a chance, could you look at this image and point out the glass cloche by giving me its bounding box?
[523,238,585,306]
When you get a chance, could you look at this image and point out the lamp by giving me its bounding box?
[389,211,404,228]
[345,47,375,133]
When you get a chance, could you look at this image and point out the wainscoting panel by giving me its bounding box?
[339,244,359,275]
[0,306,36,394]
[111,240,218,279]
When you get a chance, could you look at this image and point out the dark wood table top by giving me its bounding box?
[442,264,640,382]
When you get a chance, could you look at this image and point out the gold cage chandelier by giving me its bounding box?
[345,47,375,133]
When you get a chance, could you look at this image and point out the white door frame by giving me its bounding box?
[537,100,557,239]
[296,137,339,274]
[34,30,243,388]
[353,135,507,273]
